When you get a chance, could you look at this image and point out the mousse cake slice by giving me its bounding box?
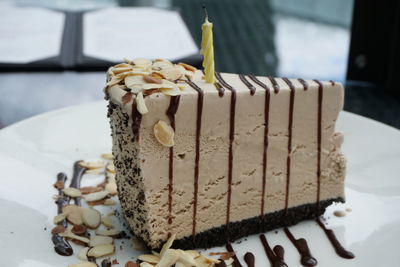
[105,59,346,249]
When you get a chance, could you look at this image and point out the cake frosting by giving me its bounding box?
[105,58,346,249]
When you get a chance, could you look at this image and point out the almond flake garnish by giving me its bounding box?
[101,215,114,228]
[136,92,148,115]
[51,225,66,234]
[103,199,117,206]
[77,247,89,261]
[81,186,103,195]
[82,208,101,229]
[89,235,114,247]
[62,205,84,225]
[53,213,67,224]
[106,163,115,173]
[83,190,109,202]
[62,188,82,198]
[140,263,154,267]
[178,62,196,72]
[95,228,121,237]
[79,161,105,170]
[154,120,174,147]
[101,153,114,160]
[87,244,115,258]
[160,234,175,257]
[144,75,163,84]
[69,262,97,267]
[138,254,161,263]
[155,249,179,267]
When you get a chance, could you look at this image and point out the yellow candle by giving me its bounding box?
[200,7,215,84]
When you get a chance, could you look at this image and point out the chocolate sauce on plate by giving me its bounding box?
[284,227,317,266]
[259,234,288,267]
[226,243,243,267]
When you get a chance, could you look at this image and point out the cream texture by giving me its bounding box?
[108,70,346,248]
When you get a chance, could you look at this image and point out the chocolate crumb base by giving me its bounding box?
[167,197,343,250]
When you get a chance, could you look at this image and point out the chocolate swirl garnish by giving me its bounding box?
[226,243,243,267]
[69,160,87,206]
[259,234,288,267]
[284,227,317,266]
[247,74,271,216]
[298,78,309,90]
[239,74,256,95]
[282,78,295,216]
[316,218,355,259]
[267,76,280,94]
[313,80,323,210]
[185,80,204,242]
[166,96,181,231]
[215,72,236,236]
[244,252,255,267]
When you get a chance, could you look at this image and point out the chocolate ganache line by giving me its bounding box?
[298,78,309,91]
[268,76,280,94]
[244,252,255,267]
[214,82,225,97]
[282,78,295,216]
[259,234,288,267]
[215,72,237,235]
[185,80,204,241]
[226,243,243,267]
[313,80,323,210]
[166,96,181,230]
[247,74,271,216]
[316,218,355,259]
[131,101,143,142]
[239,74,256,95]
[284,227,317,266]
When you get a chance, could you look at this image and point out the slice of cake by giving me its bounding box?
[105,58,346,249]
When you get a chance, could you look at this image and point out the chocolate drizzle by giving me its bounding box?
[284,227,317,266]
[69,161,87,206]
[282,78,295,216]
[214,82,225,97]
[316,218,355,259]
[259,234,288,267]
[166,96,181,229]
[298,78,309,90]
[248,74,271,216]
[226,243,243,267]
[185,80,204,241]
[239,74,256,95]
[313,80,323,210]
[216,260,227,267]
[131,102,142,142]
[329,80,336,86]
[244,252,255,267]
[215,72,236,235]
[268,76,280,94]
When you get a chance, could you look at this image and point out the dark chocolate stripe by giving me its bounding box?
[215,72,236,234]
[131,102,142,142]
[298,78,309,90]
[244,252,255,267]
[226,243,243,267]
[214,82,225,97]
[284,227,317,266]
[248,74,270,216]
[239,74,256,95]
[259,234,288,267]
[282,78,295,216]
[329,80,336,86]
[69,161,87,206]
[185,80,204,241]
[313,79,323,210]
[267,76,280,94]
[166,96,181,229]
[316,218,355,259]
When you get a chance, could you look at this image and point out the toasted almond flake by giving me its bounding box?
[178,62,196,72]
[101,153,114,160]
[160,86,182,96]
[160,234,175,258]
[103,199,117,206]
[83,190,109,202]
[53,213,67,224]
[175,262,186,267]
[151,72,166,79]
[144,75,163,84]
[81,186,103,195]
[160,66,183,81]
[69,262,97,267]
[114,63,133,68]
[125,75,145,89]
[105,181,118,196]
[77,247,89,260]
[176,250,196,266]
[138,254,161,263]
[63,205,84,225]
[112,67,133,74]
[133,58,152,69]
[95,228,121,237]
[155,249,179,267]
[71,225,87,235]
[90,235,114,247]
[186,250,200,259]
[140,262,154,267]
[101,215,114,228]
[224,258,234,266]
[154,120,174,147]
[51,225,66,234]
[85,168,104,175]
[53,180,65,190]
[136,92,148,115]
[106,163,115,173]
[60,231,90,244]
[194,257,211,267]
[79,161,105,170]
[62,188,82,198]
[82,208,101,229]
[87,199,107,206]
[87,244,115,258]
[127,261,140,267]
[116,70,150,79]
[142,83,173,90]
[107,76,123,87]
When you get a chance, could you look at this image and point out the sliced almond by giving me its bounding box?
[142,83,173,90]
[140,262,154,267]
[85,168,104,175]
[62,188,82,198]
[144,75,163,84]
[160,234,175,258]
[89,235,114,247]
[138,254,160,264]
[101,215,114,228]
[114,63,133,68]
[87,244,115,258]
[224,258,234,266]
[160,86,182,96]
[82,208,101,229]
[127,261,140,267]
[106,163,115,173]
[106,76,123,87]
[51,225,66,234]
[53,180,65,190]
[116,70,150,79]
[101,153,114,160]
[72,225,87,236]
[79,161,105,170]
[175,262,186,267]
[105,180,118,196]
[60,230,90,244]
[69,262,97,267]
[186,250,200,259]
[125,75,145,91]
[77,247,89,261]
[154,120,174,147]
[155,249,179,267]
[151,72,166,80]
[103,199,117,206]
[62,205,83,225]
[53,213,67,224]
[133,58,152,69]
[83,190,109,202]
[112,67,133,74]
[160,66,183,81]
[81,186,103,195]
[95,228,121,237]
[178,63,196,72]
[136,92,148,115]
[176,250,196,266]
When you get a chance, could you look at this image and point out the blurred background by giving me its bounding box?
[0,0,399,128]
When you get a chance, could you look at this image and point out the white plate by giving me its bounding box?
[0,101,399,267]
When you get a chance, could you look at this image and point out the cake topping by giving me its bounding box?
[154,120,175,147]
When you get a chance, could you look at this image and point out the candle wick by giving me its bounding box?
[202,5,209,20]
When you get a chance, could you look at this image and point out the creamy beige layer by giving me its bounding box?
[109,71,345,248]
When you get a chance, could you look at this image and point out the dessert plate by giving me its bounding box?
[0,101,399,267]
